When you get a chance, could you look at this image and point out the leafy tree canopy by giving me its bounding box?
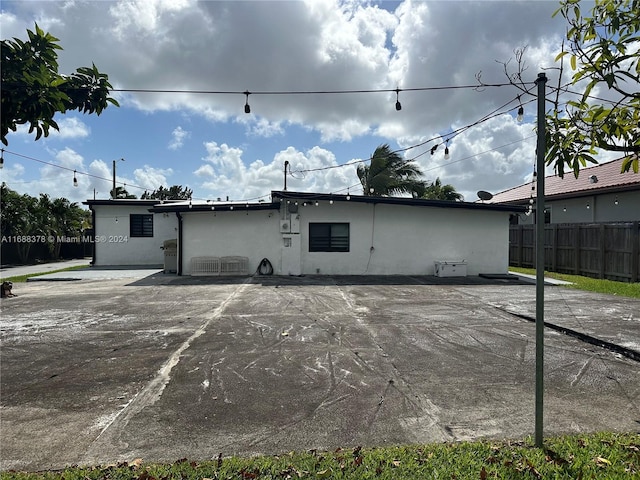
[413,178,464,202]
[357,144,425,196]
[141,185,193,200]
[0,184,89,262]
[1,24,119,145]
[110,186,137,199]
[549,0,639,176]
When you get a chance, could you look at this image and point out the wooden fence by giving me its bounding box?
[509,222,640,283]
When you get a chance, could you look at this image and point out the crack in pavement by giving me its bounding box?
[81,280,252,464]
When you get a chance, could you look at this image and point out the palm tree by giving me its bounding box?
[357,144,424,196]
[110,186,137,199]
[415,177,464,201]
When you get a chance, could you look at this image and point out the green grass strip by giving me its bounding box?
[2,432,638,479]
[0,265,88,283]
[510,267,640,299]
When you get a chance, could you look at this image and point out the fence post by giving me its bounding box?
[518,226,524,267]
[632,222,639,283]
[552,224,558,272]
[599,224,606,279]
[574,224,580,275]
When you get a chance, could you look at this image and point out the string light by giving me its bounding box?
[0,149,4,169]
[395,88,401,111]
[614,196,619,205]
[244,91,251,114]
[73,170,78,187]
[444,140,450,160]
[516,95,524,122]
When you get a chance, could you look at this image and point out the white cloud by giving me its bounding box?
[49,117,91,139]
[168,126,189,150]
[133,165,174,191]
[194,142,353,200]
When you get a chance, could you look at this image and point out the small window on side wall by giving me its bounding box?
[130,214,153,237]
[309,223,349,252]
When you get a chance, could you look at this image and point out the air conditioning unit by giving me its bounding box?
[280,220,290,233]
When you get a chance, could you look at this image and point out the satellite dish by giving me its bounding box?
[477,190,494,201]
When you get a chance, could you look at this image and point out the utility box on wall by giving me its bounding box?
[434,261,467,277]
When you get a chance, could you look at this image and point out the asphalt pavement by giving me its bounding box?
[1,271,638,471]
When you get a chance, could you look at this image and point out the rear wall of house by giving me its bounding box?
[180,202,510,276]
[92,205,177,267]
[181,210,281,275]
[296,202,509,275]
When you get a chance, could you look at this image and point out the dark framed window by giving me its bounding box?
[130,214,153,237]
[309,223,349,252]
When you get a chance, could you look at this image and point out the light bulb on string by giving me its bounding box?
[73,170,78,187]
[244,91,251,114]
[444,140,450,160]
[395,88,401,111]
[516,96,524,122]
[0,149,4,169]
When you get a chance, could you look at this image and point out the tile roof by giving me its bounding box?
[489,157,640,204]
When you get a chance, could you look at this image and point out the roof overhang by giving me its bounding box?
[150,201,280,213]
[84,199,165,207]
[272,191,527,213]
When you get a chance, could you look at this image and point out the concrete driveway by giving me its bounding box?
[1,272,639,471]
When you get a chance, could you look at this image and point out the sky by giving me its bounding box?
[0,0,619,205]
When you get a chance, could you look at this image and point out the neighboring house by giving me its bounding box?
[84,199,179,267]
[488,157,640,224]
[144,191,524,276]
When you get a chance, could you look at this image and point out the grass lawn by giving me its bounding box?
[0,265,87,283]
[1,432,638,479]
[510,267,640,299]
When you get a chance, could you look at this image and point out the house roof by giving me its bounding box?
[150,199,280,213]
[489,157,639,205]
[85,191,527,214]
[84,199,183,207]
[272,191,526,213]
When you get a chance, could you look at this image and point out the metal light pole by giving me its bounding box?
[112,158,124,199]
[534,72,547,448]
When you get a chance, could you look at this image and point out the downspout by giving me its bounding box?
[89,205,96,266]
[176,211,183,276]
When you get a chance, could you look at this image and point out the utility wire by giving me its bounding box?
[292,88,537,175]
[108,83,526,95]
[2,149,150,194]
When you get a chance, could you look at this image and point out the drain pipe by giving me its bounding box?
[176,211,183,276]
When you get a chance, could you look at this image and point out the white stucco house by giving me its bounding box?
[86,191,524,276]
[84,199,180,267]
